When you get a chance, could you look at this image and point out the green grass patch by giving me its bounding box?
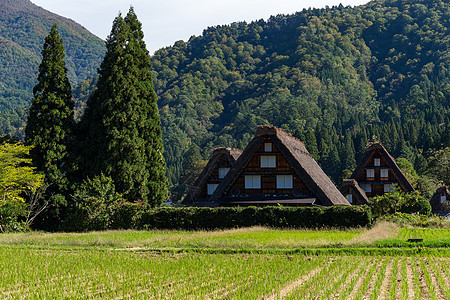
[376,227,450,248]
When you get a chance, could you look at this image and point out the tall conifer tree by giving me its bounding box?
[25,23,74,192]
[81,8,169,206]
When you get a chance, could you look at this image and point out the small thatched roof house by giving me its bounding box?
[183,147,242,206]
[350,143,414,198]
[430,186,450,214]
[341,179,370,205]
[210,125,350,206]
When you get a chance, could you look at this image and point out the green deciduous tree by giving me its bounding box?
[0,142,44,232]
[25,24,74,192]
[427,147,450,186]
[81,8,169,206]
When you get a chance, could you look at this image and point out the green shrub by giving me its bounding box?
[379,212,450,228]
[370,187,431,217]
[63,174,130,231]
[136,205,372,230]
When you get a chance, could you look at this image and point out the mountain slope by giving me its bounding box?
[0,0,105,136]
[148,0,449,196]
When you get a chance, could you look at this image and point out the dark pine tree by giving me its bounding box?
[81,8,169,206]
[25,24,74,193]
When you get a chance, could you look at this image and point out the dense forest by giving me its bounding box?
[0,0,105,137]
[148,0,449,200]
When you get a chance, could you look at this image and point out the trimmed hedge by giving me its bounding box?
[136,205,372,230]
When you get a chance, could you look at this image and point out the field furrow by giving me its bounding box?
[338,258,370,300]
[264,263,325,300]
[378,258,394,300]
[348,257,381,299]
[322,256,362,299]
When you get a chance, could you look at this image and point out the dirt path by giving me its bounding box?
[262,264,324,300]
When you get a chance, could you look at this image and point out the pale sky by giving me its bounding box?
[31,0,369,54]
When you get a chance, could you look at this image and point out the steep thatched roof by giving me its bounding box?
[430,185,450,214]
[350,142,414,192]
[341,179,370,205]
[211,125,349,206]
[183,147,242,204]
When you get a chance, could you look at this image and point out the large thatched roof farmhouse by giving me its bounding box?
[349,143,414,199]
[200,125,350,207]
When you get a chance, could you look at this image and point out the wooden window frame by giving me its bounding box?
[218,167,230,179]
[276,175,293,189]
[260,155,276,168]
[207,183,219,195]
[245,175,261,189]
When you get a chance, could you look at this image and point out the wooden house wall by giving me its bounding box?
[196,154,234,200]
[224,138,312,197]
[430,189,450,214]
[341,185,366,205]
[355,148,405,197]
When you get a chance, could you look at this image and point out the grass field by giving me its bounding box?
[1,223,450,299]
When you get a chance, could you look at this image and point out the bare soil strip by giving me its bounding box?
[262,264,325,300]
[414,259,431,300]
[362,258,387,300]
[434,258,450,289]
[405,258,416,300]
[316,258,355,299]
[348,258,382,300]
[330,257,364,299]
[326,258,362,299]
[395,258,405,300]
[378,258,394,300]
[424,257,446,300]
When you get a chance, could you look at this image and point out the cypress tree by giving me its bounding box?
[25,23,74,192]
[81,8,169,206]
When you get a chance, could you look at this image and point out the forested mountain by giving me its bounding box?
[149,0,449,198]
[0,0,448,201]
[0,0,105,136]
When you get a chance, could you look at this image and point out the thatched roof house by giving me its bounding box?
[430,186,450,214]
[350,143,414,197]
[183,147,242,206]
[341,179,370,205]
[210,125,350,206]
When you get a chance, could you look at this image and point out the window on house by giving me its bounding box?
[384,184,393,193]
[261,156,276,168]
[441,196,447,204]
[245,175,261,189]
[347,194,353,204]
[362,184,372,193]
[264,143,272,152]
[366,169,375,178]
[207,184,219,195]
[218,167,230,179]
[374,158,381,166]
[277,175,293,189]
[380,169,389,178]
